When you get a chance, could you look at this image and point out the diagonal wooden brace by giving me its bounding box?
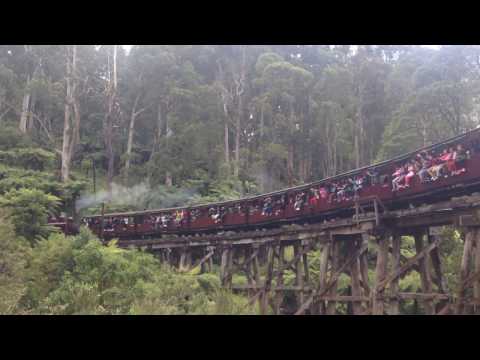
[295,242,368,315]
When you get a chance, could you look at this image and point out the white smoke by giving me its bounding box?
[75,182,200,212]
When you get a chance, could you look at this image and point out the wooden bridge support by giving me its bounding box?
[413,231,434,314]
[368,229,449,315]
[315,242,330,314]
[144,218,480,315]
[456,227,480,314]
[372,232,389,315]
[348,237,363,314]
[389,233,401,315]
[149,228,459,315]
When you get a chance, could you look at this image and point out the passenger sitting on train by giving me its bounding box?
[365,168,379,186]
[452,144,468,175]
[175,210,183,225]
[191,209,200,221]
[392,165,406,191]
[294,193,304,211]
[209,207,223,223]
[122,217,129,230]
[263,197,273,216]
[336,181,347,202]
[440,148,454,177]
[154,216,161,229]
[220,207,227,222]
[353,175,364,194]
[278,194,287,210]
[161,214,169,228]
[404,162,416,188]
[429,150,448,180]
[236,203,242,213]
[328,182,338,203]
[344,179,355,200]
[308,188,320,208]
[319,185,328,201]
[442,147,457,176]
[417,152,431,183]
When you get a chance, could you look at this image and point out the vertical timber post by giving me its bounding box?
[372,232,389,315]
[220,246,231,288]
[359,234,371,298]
[326,238,339,315]
[457,228,474,314]
[165,248,171,267]
[317,241,330,315]
[245,246,254,298]
[350,236,363,315]
[390,232,401,315]
[208,246,214,273]
[428,231,448,313]
[252,244,262,312]
[414,230,434,315]
[260,244,274,315]
[275,244,285,315]
[227,246,234,287]
[179,248,188,271]
[294,243,304,310]
[302,241,312,314]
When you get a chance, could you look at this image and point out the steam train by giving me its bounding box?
[51,127,480,240]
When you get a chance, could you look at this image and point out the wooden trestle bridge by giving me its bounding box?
[116,194,480,315]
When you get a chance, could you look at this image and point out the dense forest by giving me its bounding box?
[1,45,480,315]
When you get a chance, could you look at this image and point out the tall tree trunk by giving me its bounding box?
[105,106,114,195]
[104,45,117,196]
[151,102,163,158]
[224,120,230,165]
[354,115,360,169]
[359,110,365,166]
[233,45,246,178]
[260,102,265,138]
[287,143,294,186]
[70,101,81,158]
[105,119,114,193]
[164,103,172,187]
[113,45,118,89]
[234,102,241,178]
[19,45,33,134]
[61,100,72,182]
[333,121,338,175]
[26,92,36,132]
[61,45,77,183]
[125,94,141,181]
[19,76,30,134]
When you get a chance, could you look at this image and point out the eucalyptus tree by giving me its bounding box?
[254,53,314,185]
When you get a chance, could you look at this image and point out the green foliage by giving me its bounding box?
[0,211,29,314]
[14,228,255,315]
[0,166,61,196]
[0,188,61,243]
[0,148,55,171]
[0,126,33,151]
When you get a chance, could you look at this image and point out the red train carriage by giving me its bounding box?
[51,127,480,240]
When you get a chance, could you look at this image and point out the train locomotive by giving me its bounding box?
[51,127,480,241]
